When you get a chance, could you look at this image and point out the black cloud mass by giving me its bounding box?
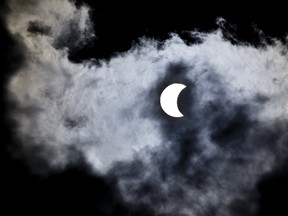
[1,0,288,216]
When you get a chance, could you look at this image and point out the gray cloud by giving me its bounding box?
[5,0,288,215]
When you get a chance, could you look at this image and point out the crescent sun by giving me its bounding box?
[160,83,187,118]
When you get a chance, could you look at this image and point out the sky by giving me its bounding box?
[1,0,288,215]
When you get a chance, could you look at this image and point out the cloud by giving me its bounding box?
[5,0,288,215]
[6,0,164,173]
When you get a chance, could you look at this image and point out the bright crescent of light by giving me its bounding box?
[160,83,187,118]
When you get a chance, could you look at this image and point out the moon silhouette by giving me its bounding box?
[160,83,187,118]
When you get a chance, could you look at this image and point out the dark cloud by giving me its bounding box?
[63,115,88,129]
[27,21,51,35]
[53,18,93,50]
[111,60,288,215]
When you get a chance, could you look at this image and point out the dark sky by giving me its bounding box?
[70,1,288,61]
[1,1,288,216]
